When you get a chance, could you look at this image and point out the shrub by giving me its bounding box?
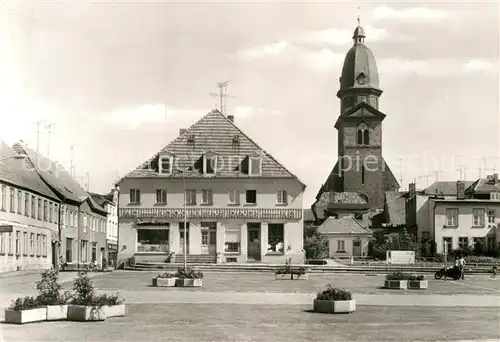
[35,269,71,305]
[304,234,328,259]
[90,293,124,307]
[70,272,95,305]
[175,267,203,279]
[8,296,42,311]
[385,272,412,281]
[408,274,425,281]
[465,255,500,264]
[156,272,176,279]
[316,285,352,301]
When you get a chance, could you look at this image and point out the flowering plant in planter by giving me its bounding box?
[275,265,307,280]
[385,272,413,280]
[314,285,355,313]
[175,267,204,279]
[407,274,428,289]
[174,267,203,287]
[316,285,353,301]
[35,269,71,321]
[5,296,47,324]
[156,272,177,278]
[385,272,412,289]
[152,272,177,287]
[67,272,125,321]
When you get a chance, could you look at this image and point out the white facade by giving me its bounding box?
[431,199,499,254]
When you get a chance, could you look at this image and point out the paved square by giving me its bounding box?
[1,271,499,341]
[1,304,499,341]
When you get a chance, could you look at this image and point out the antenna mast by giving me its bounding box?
[35,120,44,154]
[70,145,75,178]
[217,81,230,114]
[46,123,55,158]
[398,158,404,190]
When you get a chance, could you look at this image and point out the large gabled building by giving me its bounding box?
[117,110,306,265]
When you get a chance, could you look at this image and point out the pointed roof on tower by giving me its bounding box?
[337,19,382,97]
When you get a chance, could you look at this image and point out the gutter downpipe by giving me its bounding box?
[115,185,120,270]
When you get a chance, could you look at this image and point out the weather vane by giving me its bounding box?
[357,6,361,25]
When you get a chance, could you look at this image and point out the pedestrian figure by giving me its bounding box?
[458,255,465,280]
[492,263,497,279]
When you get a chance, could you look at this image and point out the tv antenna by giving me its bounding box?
[46,122,56,158]
[209,81,235,115]
[398,158,404,190]
[70,145,75,178]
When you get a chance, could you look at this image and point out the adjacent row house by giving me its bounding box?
[0,141,58,272]
[406,177,499,255]
[12,143,108,270]
[90,190,119,265]
[117,110,306,265]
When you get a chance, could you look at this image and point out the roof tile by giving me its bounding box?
[118,110,304,186]
[0,140,59,201]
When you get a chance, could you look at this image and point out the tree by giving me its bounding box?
[304,234,328,259]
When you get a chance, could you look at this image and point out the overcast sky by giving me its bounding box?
[0,1,498,206]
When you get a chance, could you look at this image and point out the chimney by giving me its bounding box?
[457,180,465,200]
[227,115,234,123]
[409,183,416,198]
[179,128,187,135]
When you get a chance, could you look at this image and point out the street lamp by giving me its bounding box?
[173,168,187,271]
[0,154,28,162]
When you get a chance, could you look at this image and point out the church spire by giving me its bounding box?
[353,7,365,44]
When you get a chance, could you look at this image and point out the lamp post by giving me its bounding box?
[173,168,187,271]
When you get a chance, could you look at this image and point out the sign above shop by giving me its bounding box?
[120,207,302,220]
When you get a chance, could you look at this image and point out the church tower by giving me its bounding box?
[313,21,399,215]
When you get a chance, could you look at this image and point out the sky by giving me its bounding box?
[0,1,499,206]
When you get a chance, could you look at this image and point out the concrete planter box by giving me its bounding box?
[313,299,356,314]
[153,277,177,287]
[46,305,68,321]
[175,278,203,287]
[4,308,47,324]
[408,280,428,289]
[102,304,126,318]
[67,305,106,321]
[384,280,408,289]
[275,273,308,280]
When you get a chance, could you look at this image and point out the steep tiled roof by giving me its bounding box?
[89,193,108,208]
[317,216,372,235]
[0,140,59,201]
[13,142,89,204]
[118,110,305,187]
[466,177,500,194]
[424,181,474,196]
[384,191,406,226]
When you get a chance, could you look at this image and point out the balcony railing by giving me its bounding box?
[120,207,302,220]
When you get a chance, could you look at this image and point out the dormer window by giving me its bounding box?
[158,152,174,174]
[203,151,219,175]
[248,151,262,176]
[356,123,369,146]
[356,73,367,85]
[187,134,195,143]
